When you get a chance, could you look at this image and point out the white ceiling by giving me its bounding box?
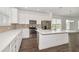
[17,7,79,17]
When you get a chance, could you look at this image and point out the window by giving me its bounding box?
[66,19,74,30]
[52,18,62,31]
[41,21,51,30]
[78,21,79,29]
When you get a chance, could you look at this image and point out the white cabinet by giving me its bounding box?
[15,37,20,52]
[0,15,2,25]
[22,29,29,39]
[0,8,12,26]
[2,44,10,52]
[10,38,16,52]
[18,11,29,24]
[2,31,22,52]
[38,32,69,50]
[10,44,16,52]
[0,14,9,26]
[11,8,18,23]
[15,31,22,52]
[19,19,29,24]
[26,19,29,24]
[15,33,22,52]
[37,20,41,24]
[19,19,26,24]
[0,8,18,25]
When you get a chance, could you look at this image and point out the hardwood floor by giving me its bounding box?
[19,37,69,52]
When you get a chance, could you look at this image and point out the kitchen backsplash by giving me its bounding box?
[0,26,11,32]
[11,23,41,29]
[0,23,41,32]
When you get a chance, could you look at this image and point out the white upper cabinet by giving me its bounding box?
[0,8,10,26]
[26,19,29,24]
[0,7,18,26]
[11,8,18,23]
[19,19,29,24]
[18,13,29,24]
[0,13,9,26]
[19,19,26,24]
[0,15,2,26]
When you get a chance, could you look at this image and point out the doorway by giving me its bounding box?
[29,20,37,38]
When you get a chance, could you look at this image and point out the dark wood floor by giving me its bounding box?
[19,35,69,52]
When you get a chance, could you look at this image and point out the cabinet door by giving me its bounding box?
[18,32,22,46]
[16,39,19,52]
[11,8,18,23]
[10,44,16,52]
[26,19,29,24]
[22,29,29,39]
[0,15,2,26]
[10,38,16,52]
[0,14,9,26]
[2,16,9,26]
[2,45,10,52]
[19,19,26,24]
[15,34,21,52]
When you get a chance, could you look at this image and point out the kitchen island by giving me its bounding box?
[37,29,79,50]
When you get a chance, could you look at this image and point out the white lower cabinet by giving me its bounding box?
[10,38,16,52]
[15,37,20,52]
[10,44,16,52]
[2,45,10,52]
[15,32,22,52]
[22,29,29,39]
[2,31,22,52]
